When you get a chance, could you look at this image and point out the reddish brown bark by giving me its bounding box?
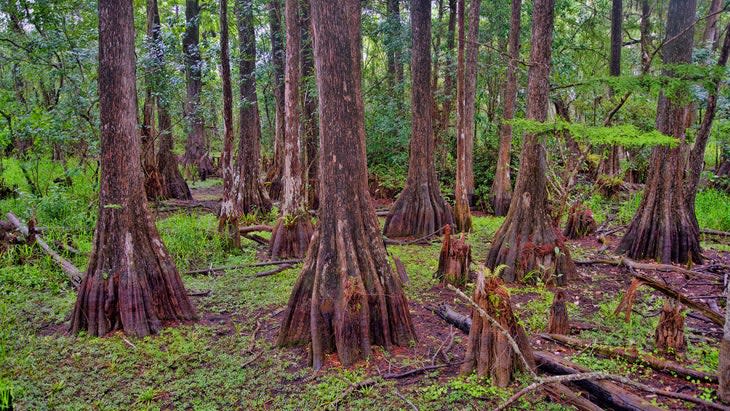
[266,0,285,200]
[235,0,272,216]
[547,290,569,335]
[436,224,471,288]
[71,0,197,337]
[703,0,723,50]
[434,0,456,167]
[599,0,622,176]
[461,275,535,386]
[182,0,213,180]
[462,0,479,203]
[383,0,453,239]
[491,0,521,216]
[270,0,312,259]
[486,0,575,285]
[618,0,702,265]
[157,109,192,200]
[301,0,319,210]
[563,202,597,239]
[277,0,416,369]
[217,0,240,246]
[453,0,471,233]
[386,0,403,89]
[721,281,730,403]
[654,301,685,354]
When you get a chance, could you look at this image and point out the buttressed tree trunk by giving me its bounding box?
[235,0,272,215]
[266,0,285,201]
[491,0,521,216]
[218,0,240,246]
[270,0,313,259]
[71,0,197,337]
[182,0,214,180]
[617,0,702,265]
[277,0,416,369]
[383,0,453,239]
[486,0,576,285]
[301,0,319,210]
[151,0,191,201]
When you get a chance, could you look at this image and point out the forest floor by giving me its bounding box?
[1,176,729,410]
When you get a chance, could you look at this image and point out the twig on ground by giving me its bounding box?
[394,388,419,411]
[247,320,261,353]
[241,350,263,368]
[251,264,294,278]
[184,259,302,275]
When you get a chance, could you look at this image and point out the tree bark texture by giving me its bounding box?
[383,0,453,239]
[182,0,214,180]
[235,0,272,216]
[703,0,723,50]
[217,0,240,246]
[386,0,403,89]
[436,224,471,288]
[486,0,576,285]
[720,280,730,403]
[434,0,456,168]
[563,202,597,239]
[301,0,319,210]
[617,0,702,265]
[71,0,197,337]
[461,275,535,387]
[491,0,521,216]
[547,290,569,335]
[270,0,313,259]
[599,0,622,175]
[278,0,416,369]
[654,301,685,354]
[266,0,286,201]
[453,0,471,233]
[462,0,479,203]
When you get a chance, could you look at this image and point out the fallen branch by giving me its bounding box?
[252,264,294,278]
[383,226,446,246]
[241,350,263,368]
[184,259,302,275]
[7,212,82,289]
[242,233,268,246]
[53,240,84,256]
[701,228,730,237]
[247,320,262,352]
[330,377,378,409]
[432,303,471,334]
[575,256,718,281]
[382,362,458,380]
[540,333,717,383]
[393,388,419,411]
[188,290,211,297]
[239,224,273,234]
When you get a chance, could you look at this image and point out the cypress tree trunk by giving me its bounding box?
[617,0,702,265]
[383,0,453,239]
[486,0,576,285]
[491,0,521,216]
[151,0,191,201]
[278,0,416,369]
[434,0,456,169]
[270,0,313,259]
[599,0,622,176]
[386,0,403,88]
[182,0,214,180]
[266,0,286,201]
[71,0,197,337]
[235,0,272,215]
[141,0,162,200]
[462,0,479,204]
[454,0,469,232]
[218,0,240,246]
[703,0,723,50]
[720,280,730,403]
[301,0,319,210]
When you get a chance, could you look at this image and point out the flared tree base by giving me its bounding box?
[436,225,471,289]
[547,290,569,334]
[563,202,597,239]
[270,214,314,260]
[383,183,453,238]
[654,302,685,354]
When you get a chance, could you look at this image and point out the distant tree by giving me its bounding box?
[598,0,622,175]
[301,0,319,210]
[182,0,214,180]
[383,0,453,238]
[386,0,404,89]
[71,0,197,337]
[269,0,313,259]
[235,0,272,215]
[278,0,416,368]
[266,0,286,200]
[218,0,240,246]
[486,0,576,285]
[491,0,521,216]
[141,0,164,200]
[618,0,701,264]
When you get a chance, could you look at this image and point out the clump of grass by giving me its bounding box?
[695,189,730,231]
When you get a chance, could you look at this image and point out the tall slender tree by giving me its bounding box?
[486,0,576,285]
[235,0,272,215]
[266,0,285,200]
[599,0,622,176]
[301,0,319,210]
[141,0,164,200]
[386,0,403,89]
[383,0,453,239]
[278,0,416,369]
[462,0,479,205]
[182,0,214,180]
[491,0,521,216]
[617,0,702,265]
[218,0,240,246]
[71,0,197,337]
[269,0,313,259]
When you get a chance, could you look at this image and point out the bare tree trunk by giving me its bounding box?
[618,0,702,265]
[599,0,622,176]
[266,0,286,200]
[235,0,272,215]
[491,0,521,216]
[640,0,652,72]
[454,0,469,232]
[721,280,730,403]
[182,0,213,180]
[486,0,576,285]
[151,0,191,200]
[703,0,723,50]
[278,0,416,369]
[386,0,404,88]
[301,0,319,210]
[434,0,456,171]
[71,0,197,337]
[686,25,730,229]
[462,0,479,204]
[218,0,240,246]
[383,0,453,239]
[270,0,313,259]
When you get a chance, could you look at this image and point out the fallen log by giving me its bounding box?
[575,257,719,281]
[432,303,471,334]
[534,351,663,411]
[242,233,268,246]
[701,228,730,237]
[252,264,294,278]
[540,333,717,383]
[7,212,82,289]
[239,224,273,234]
